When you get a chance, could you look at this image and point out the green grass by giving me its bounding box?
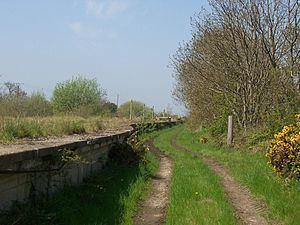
[0,152,158,225]
[176,125,300,225]
[154,127,237,225]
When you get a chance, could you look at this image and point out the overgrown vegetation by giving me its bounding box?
[0,76,159,142]
[172,0,299,131]
[0,82,53,117]
[0,152,158,225]
[172,0,300,182]
[176,125,300,225]
[0,116,130,143]
[0,123,160,225]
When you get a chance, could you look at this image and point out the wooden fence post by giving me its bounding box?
[227,115,233,146]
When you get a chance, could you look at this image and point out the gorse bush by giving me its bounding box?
[267,114,300,180]
[52,76,105,115]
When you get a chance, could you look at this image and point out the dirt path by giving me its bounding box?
[134,140,173,225]
[171,136,269,225]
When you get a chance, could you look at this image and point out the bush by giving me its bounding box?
[118,100,152,119]
[25,92,53,117]
[267,114,300,180]
[208,117,227,137]
[0,92,53,117]
[52,76,104,115]
[109,131,149,165]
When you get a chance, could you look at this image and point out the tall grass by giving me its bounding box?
[0,116,130,143]
[0,152,158,225]
[176,125,300,225]
[154,127,237,225]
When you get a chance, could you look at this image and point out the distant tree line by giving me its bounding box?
[173,0,300,131]
[0,76,159,119]
[0,77,117,117]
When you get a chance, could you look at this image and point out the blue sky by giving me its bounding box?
[0,0,209,114]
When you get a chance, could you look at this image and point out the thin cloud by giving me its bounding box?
[69,22,97,39]
[85,0,129,18]
[69,21,117,46]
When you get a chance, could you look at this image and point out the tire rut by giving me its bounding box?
[171,136,269,225]
[134,140,173,225]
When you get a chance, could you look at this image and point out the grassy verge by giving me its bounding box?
[0,152,158,225]
[154,127,237,225]
[0,116,130,143]
[176,125,300,225]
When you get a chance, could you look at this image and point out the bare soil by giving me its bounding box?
[171,137,269,225]
[134,140,173,225]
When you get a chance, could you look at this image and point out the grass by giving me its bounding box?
[0,152,158,225]
[154,127,237,225]
[0,116,131,143]
[176,125,300,225]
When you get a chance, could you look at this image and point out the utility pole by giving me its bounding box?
[152,106,155,120]
[116,94,119,108]
[227,115,233,146]
[142,104,145,122]
[129,100,133,121]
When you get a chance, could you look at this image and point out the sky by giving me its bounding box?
[0,0,209,115]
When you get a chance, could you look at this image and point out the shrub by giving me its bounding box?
[51,76,104,115]
[101,102,117,115]
[208,116,227,137]
[109,131,149,165]
[267,114,300,180]
[0,91,52,117]
[25,92,53,117]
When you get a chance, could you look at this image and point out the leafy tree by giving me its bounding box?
[118,100,152,119]
[172,0,300,130]
[52,76,105,114]
[101,101,117,115]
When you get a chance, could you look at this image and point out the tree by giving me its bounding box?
[0,82,27,117]
[118,100,152,119]
[172,0,300,130]
[0,82,53,117]
[51,76,105,114]
[2,82,27,97]
[101,101,117,115]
